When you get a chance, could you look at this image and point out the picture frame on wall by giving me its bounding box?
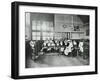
[11,1,98,79]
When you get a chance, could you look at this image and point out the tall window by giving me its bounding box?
[32,20,41,40]
[42,21,54,40]
[31,16,54,40]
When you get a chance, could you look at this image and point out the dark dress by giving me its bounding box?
[72,45,77,57]
[34,40,43,56]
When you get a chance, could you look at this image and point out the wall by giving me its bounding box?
[55,14,89,39]
[0,0,99,81]
[55,14,83,32]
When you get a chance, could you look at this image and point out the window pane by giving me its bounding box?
[37,26,41,30]
[32,36,40,40]
[50,32,53,36]
[32,21,36,26]
[32,32,36,36]
[32,32,40,36]
[32,21,37,30]
[42,32,51,37]
[42,22,47,30]
[36,32,40,36]
[32,36,37,40]
[37,36,40,40]
[36,21,41,30]
[43,37,47,40]
[32,26,37,30]
[43,32,47,36]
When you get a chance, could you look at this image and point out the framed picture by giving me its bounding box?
[11,1,98,79]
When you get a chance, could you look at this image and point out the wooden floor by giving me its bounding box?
[26,53,89,68]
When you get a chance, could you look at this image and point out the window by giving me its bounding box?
[32,32,40,40]
[32,20,54,40]
[42,32,54,40]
